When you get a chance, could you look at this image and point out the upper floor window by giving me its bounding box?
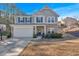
[18,17,24,23]
[25,17,32,23]
[48,17,51,23]
[51,17,54,22]
[47,17,54,23]
[36,17,43,23]
[17,17,20,23]
[17,17,24,23]
[17,17,32,24]
[29,17,32,23]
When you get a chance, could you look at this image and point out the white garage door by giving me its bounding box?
[13,27,33,37]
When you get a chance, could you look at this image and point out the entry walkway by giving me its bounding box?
[0,38,32,56]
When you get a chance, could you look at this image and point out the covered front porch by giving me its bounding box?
[33,24,58,35]
[33,25,46,35]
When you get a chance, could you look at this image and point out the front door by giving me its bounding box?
[36,26,44,34]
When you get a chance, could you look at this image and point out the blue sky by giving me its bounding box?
[0,3,79,19]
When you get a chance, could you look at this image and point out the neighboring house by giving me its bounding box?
[10,6,59,37]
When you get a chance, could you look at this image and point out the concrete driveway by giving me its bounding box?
[0,37,33,56]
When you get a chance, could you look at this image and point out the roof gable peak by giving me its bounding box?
[43,5,50,10]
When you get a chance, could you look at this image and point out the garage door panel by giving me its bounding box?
[13,27,33,37]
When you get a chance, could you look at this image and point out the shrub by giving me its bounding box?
[52,33,62,38]
[45,33,62,39]
[45,34,50,39]
[45,32,52,39]
[0,31,11,38]
[0,31,8,36]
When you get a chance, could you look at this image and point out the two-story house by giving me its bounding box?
[10,6,59,37]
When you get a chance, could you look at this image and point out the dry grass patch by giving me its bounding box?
[19,40,79,56]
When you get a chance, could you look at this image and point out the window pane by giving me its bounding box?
[20,17,24,22]
[17,17,24,23]
[25,17,32,23]
[18,17,24,23]
[36,17,38,22]
[18,17,20,23]
[25,17,27,22]
[30,18,31,23]
[36,17,43,23]
[41,17,43,22]
[28,17,32,23]
[52,17,54,22]
[48,17,54,23]
[48,17,51,23]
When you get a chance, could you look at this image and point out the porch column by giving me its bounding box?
[35,26,37,34]
[44,26,46,34]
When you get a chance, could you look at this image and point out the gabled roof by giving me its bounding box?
[33,5,59,17]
